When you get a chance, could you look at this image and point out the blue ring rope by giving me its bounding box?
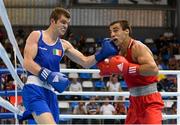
[0,90,22,96]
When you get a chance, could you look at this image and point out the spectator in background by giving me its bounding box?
[73,101,87,124]
[170,102,177,124]
[69,78,82,92]
[154,56,169,70]
[166,102,177,124]
[100,97,116,124]
[2,80,15,124]
[86,96,100,124]
[16,32,25,47]
[114,101,126,124]
[3,42,13,61]
[69,77,82,100]
[168,56,178,70]
[77,35,86,52]
[106,75,122,100]
[73,102,87,114]
[68,33,77,47]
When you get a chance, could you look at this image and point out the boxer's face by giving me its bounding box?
[52,15,70,36]
[109,23,127,48]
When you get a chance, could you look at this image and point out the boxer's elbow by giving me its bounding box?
[23,58,33,71]
[153,67,159,76]
[79,56,96,68]
[81,62,91,69]
[141,64,159,76]
[151,65,159,76]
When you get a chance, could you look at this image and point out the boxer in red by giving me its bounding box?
[97,20,164,124]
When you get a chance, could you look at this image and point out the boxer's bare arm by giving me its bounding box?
[23,31,41,75]
[62,39,97,68]
[132,42,158,76]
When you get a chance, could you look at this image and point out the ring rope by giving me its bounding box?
[60,68,180,74]
[0,113,179,120]
[0,97,23,116]
[0,44,24,88]
[0,68,179,74]
[1,90,180,97]
[0,0,24,66]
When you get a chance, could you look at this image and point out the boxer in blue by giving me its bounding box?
[22,7,118,124]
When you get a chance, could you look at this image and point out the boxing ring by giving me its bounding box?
[0,0,180,124]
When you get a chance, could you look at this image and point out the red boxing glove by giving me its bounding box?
[97,55,140,76]
[97,58,120,76]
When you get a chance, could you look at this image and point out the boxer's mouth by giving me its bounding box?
[112,38,118,46]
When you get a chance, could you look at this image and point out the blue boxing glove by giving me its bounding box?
[95,38,118,62]
[38,68,70,93]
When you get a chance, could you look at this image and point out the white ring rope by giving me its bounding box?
[58,91,180,97]
[0,43,24,88]
[0,97,23,116]
[59,99,177,103]
[0,0,24,66]
[59,114,180,120]
[61,68,180,74]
